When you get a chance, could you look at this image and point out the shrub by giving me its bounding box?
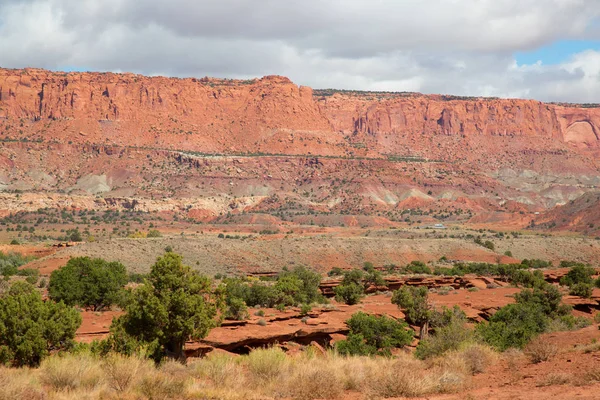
[147,229,162,238]
[226,297,249,320]
[139,369,187,400]
[334,282,364,305]
[483,240,495,251]
[456,343,497,374]
[336,312,413,356]
[49,256,128,311]
[107,252,219,362]
[405,261,432,274]
[191,352,243,388]
[102,353,152,392]
[40,353,103,391]
[0,251,36,277]
[514,284,564,317]
[364,268,386,290]
[560,264,594,287]
[511,270,546,288]
[0,282,81,367]
[548,314,591,332]
[245,347,287,382]
[416,307,473,359]
[476,303,548,350]
[277,358,345,400]
[569,282,593,298]
[300,303,312,316]
[524,337,558,363]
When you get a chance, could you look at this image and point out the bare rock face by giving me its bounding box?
[1,68,599,149]
[0,68,599,223]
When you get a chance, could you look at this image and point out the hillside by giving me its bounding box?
[0,68,599,230]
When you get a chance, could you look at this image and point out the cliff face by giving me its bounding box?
[316,94,564,139]
[0,68,599,220]
[1,68,599,149]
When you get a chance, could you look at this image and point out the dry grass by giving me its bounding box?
[40,353,104,392]
[276,356,345,400]
[524,338,558,364]
[537,372,572,387]
[0,367,44,400]
[575,340,600,354]
[0,346,500,399]
[102,353,153,392]
[243,347,287,383]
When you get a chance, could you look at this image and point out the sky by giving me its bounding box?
[1,0,600,102]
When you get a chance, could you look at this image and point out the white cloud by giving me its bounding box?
[1,0,600,102]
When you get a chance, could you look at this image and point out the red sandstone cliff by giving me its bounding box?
[1,68,598,154]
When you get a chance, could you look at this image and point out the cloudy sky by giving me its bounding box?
[1,0,600,102]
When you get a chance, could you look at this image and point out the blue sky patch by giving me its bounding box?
[515,40,600,66]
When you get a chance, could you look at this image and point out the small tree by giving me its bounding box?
[334,282,364,305]
[0,282,81,367]
[49,257,128,311]
[334,269,366,305]
[392,286,431,339]
[108,252,220,362]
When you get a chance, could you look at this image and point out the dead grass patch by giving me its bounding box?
[537,372,571,387]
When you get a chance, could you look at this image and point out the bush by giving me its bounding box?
[0,251,36,277]
[476,303,548,350]
[524,337,558,363]
[416,307,472,359]
[147,229,162,238]
[226,297,249,320]
[405,261,432,274]
[300,304,312,316]
[40,353,103,391]
[245,347,287,381]
[511,270,546,288]
[514,284,564,317]
[102,353,152,392]
[548,314,591,332]
[336,312,413,356]
[49,256,128,311]
[569,282,593,298]
[560,264,595,287]
[0,282,81,367]
[276,358,345,400]
[139,369,187,400]
[334,282,364,305]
